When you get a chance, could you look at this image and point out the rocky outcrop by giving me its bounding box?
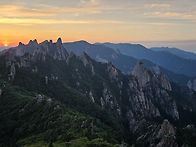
[79,53,95,75]
[129,62,178,122]
[156,120,178,147]
[132,62,172,91]
[107,63,119,80]
[127,78,161,121]
[99,85,121,115]
[89,91,95,103]
[79,53,92,67]
[126,63,179,135]
[45,76,48,85]
[134,119,178,147]
[0,88,2,96]
[54,38,68,60]
[187,79,196,91]
[8,63,16,80]
[132,62,151,87]
[158,73,172,91]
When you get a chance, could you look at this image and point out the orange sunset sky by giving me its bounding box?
[0,0,196,51]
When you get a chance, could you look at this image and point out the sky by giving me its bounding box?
[0,0,196,52]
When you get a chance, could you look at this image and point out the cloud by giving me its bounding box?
[144,3,171,9]
[80,0,98,6]
[0,4,58,18]
[144,11,196,21]
[0,2,104,19]
[142,2,196,22]
[0,16,124,25]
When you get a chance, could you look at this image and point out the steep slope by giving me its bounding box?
[0,39,196,146]
[151,47,196,60]
[0,81,119,147]
[102,43,196,77]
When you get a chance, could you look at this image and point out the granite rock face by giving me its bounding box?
[133,119,178,147]
[156,120,178,147]
[132,62,151,87]
[107,63,119,80]
[132,62,172,91]
[124,62,180,144]
[130,62,178,121]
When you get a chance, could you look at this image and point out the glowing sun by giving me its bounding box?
[4,43,8,47]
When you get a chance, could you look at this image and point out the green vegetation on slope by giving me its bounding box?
[0,82,121,147]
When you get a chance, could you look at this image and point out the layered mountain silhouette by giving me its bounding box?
[151,47,196,60]
[0,38,196,147]
[100,43,196,77]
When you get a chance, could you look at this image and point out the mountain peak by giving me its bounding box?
[18,42,24,46]
[3,38,68,61]
[28,39,38,46]
[57,37,62,45]
[74,40,91,45]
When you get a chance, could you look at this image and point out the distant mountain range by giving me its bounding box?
[150,47,196,60]
[99,43,196,77]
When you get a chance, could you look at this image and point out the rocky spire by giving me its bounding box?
[33,39,38,44]
[18,42,24,46]
[28,39,38,46]
[56,37,62,46]
[132,61,151,87]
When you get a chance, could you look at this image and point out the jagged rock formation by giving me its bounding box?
[4,38,68,61]
[134,119,178,147]
[132,62,172,91]
[130,62,178,121]
[132,62,151,87]
[156,119,178,147]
